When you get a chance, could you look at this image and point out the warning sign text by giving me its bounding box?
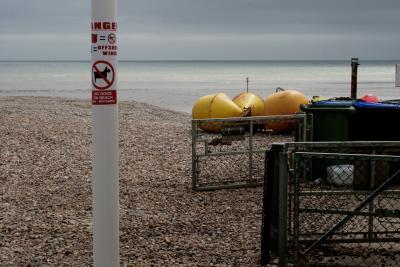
[91,22,117,31]
[92,90,117,105]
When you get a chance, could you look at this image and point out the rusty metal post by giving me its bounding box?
[351,58,359,99]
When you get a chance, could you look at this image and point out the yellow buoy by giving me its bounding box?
[192,93,243,133]
[264,89,308,133]
[232,92,265,116]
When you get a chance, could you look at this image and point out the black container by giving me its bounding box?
[352,101,400,141]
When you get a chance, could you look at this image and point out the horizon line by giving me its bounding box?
[1,59,400,62]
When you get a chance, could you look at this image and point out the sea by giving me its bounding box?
[0,60,399,113]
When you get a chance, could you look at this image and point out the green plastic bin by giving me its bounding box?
[300,101,356,180]
[301,102,356,141]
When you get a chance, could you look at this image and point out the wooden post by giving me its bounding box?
[351,58,359,99]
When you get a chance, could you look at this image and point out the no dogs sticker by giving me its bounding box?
[92,60,115,90]
[92,60,117,105]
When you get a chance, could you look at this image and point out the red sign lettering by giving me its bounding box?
[91,22,117,31]
[92,90,117,105]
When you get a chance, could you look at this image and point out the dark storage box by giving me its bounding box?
[352,101,400,141]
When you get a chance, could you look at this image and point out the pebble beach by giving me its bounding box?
[0,97,263,266]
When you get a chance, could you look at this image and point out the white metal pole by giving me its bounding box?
[91,0,119,266]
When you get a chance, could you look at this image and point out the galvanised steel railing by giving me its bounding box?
[192,114,309,191]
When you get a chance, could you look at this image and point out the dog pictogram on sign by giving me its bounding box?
[92,60,115,90]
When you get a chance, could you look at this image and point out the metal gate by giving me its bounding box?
[262,141,400,267]
[191,114,308,191]
[292,152,400,266]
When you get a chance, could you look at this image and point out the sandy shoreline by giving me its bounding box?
[0,96,263,266]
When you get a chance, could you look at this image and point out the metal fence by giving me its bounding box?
[262,141,400,267]
[191,114,308,191]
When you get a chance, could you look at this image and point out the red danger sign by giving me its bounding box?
[91,21,117,31]
[92,60,115,90]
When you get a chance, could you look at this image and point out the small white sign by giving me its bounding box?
[396,64,400,87]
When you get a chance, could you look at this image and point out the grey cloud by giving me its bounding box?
[1,0,400,60]
[118,0,400,34]
[0,1,89,34]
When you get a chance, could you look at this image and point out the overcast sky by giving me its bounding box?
[1,0,399,60]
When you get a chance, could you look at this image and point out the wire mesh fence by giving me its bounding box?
[191,114,308,191]
[291,152,400,267]
[262,141,400,267]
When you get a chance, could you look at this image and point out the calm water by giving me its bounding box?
[0,60,399,112]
